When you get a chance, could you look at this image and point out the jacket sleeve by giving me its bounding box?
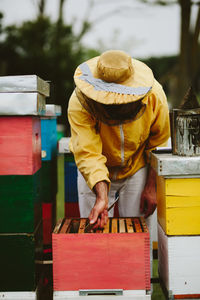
[68,91,110,190]
[145,80,171,161]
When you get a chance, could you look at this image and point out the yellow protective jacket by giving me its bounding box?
[68,79,170,190]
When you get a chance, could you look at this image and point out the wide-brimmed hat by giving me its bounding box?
[74,50,154,105]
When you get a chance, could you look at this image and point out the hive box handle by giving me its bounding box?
[79,289,123,296]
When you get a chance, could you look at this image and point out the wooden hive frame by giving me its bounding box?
[53,217,148,234]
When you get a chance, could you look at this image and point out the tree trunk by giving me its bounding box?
[58,0,66,23]
[174,0,191,107]
[191,5,200,85]
[38,0,46,17]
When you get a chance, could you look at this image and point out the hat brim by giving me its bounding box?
[74,56,154,105]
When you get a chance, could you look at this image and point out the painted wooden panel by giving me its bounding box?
[64,159,78,203]
[0,169,41,233]
[40,159,57,203]
[150,152,200,177]
[0,291,37,299]
[45,104,61,116]
[53,290,151,299]
[0,93,46,116]
[56,154,65,222]
[42,203,53,245]
[165,178,200,196]
[157,176,200,235]
[58,137,70,154]
[52,217,150,292]
[158,223,200,296]
[0,222,43,291]
[0,74,49,96]
[65,202,80,218]
[0,116,41,175]
[41,118,57,161]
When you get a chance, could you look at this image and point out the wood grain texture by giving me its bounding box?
[52,217,151,292]
[157,176,200,235]
[103,219,110,233]
[134,218,143,233]
[59,218,71,234]
[78,219,87,234]
[111,218,118,233]
[126,218,134,233]
[0,116,41,175]
[119,219,126,233]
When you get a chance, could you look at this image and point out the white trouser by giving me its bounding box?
[78,166,156,280]
[78,166,153,223]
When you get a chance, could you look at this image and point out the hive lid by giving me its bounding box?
[0,75,50,97]
[151,152,200,176]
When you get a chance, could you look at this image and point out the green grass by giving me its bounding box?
[152,259,166,300]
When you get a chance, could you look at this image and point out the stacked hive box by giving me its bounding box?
[58,137,123,219]
[40,104,61,250]
[53,217,151,299]
[58,137,79,217]
[0,75,49,298]
[56,137,65,222]
[151,152,200,299]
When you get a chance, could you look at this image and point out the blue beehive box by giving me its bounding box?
[41,117,57,161]
[64,154,78,203]
[41,105,61,161]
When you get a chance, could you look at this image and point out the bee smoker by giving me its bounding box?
[172,88,200,156]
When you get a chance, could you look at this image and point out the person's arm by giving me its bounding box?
[68,91,110,190]
[140,81,170,218]
[68,92,110,225]
[140,166,157,218]
[144,80,170,161]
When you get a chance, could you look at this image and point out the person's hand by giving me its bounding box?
[140,166,157,218]
[140,186,156,218]
[89,181,109,228]
[89,197,108,228]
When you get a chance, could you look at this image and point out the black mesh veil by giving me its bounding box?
[75,88,146,126]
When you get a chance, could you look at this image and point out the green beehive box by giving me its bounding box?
[0,221,43,291]
[0,169,42,233]
[40,159,57,203]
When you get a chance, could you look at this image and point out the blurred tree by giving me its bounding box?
[139,0,200,107]
[38,0,46,17]
[0,5,99,133]
[143,55,178,105]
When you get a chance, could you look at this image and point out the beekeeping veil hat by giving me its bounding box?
[74,50,154,125]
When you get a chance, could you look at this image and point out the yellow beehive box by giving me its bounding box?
[151,152,200,235]
[157,176,200,235]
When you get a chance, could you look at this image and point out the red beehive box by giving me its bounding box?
[42,203,54,245]
[53,217,151,292]
[0,116,41,175]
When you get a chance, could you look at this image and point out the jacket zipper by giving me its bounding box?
[120,124,125,166]
[113,124,125,180]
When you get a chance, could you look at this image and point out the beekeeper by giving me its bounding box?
[68,49,170,231]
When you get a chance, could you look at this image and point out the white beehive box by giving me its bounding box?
[158,223,200,296]
[58,137,71,154]
[53,290,151,300]
[0,75,50,97]
[0,93,46,115]
[0,291,36,299]
[45,104,61,117]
